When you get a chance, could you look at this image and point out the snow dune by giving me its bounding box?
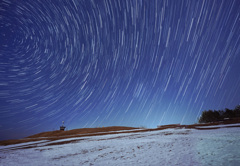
[0,125,240,166]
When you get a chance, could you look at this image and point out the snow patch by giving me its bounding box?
[0,127,239,166]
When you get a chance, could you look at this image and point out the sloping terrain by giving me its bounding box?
[0,123,240,166]
[0,126,140,146]
[1,119,240,146]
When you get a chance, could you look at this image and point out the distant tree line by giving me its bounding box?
[198,105,240,123]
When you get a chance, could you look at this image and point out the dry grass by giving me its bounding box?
[28,126,138,138]
[0,126,139,146]
[1,119,240,146]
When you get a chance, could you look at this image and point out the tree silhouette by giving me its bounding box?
[198,105,240,123]
[234,105,240,117]
[223,108,235,118]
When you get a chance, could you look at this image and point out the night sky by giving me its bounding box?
[1,0,240,140]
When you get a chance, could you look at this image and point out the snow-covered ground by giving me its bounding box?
[1,125,240,166]
[194,123,240,128]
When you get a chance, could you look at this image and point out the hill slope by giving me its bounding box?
[0,123,240,166]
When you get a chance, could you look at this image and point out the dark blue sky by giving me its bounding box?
[1,0,240,140]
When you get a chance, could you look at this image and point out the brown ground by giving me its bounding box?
[1,118,240,146]
[27,126,139,138]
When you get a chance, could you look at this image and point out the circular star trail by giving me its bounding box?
[1,0,240,140]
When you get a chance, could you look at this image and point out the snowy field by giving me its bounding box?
[1,125,240,166]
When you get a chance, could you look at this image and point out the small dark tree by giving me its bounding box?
[218,110,224,117]
[199,110,216,123]
[235,105,240,111]
[223,108,235,119]
[234,105,240,117]
[213,110,221,121]
[198,110,207,123]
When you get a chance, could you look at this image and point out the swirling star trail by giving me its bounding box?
[1,0,240,140]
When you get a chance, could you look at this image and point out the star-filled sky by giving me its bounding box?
[1,0,240,140]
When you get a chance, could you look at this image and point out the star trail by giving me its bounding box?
[1,0,240,140]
